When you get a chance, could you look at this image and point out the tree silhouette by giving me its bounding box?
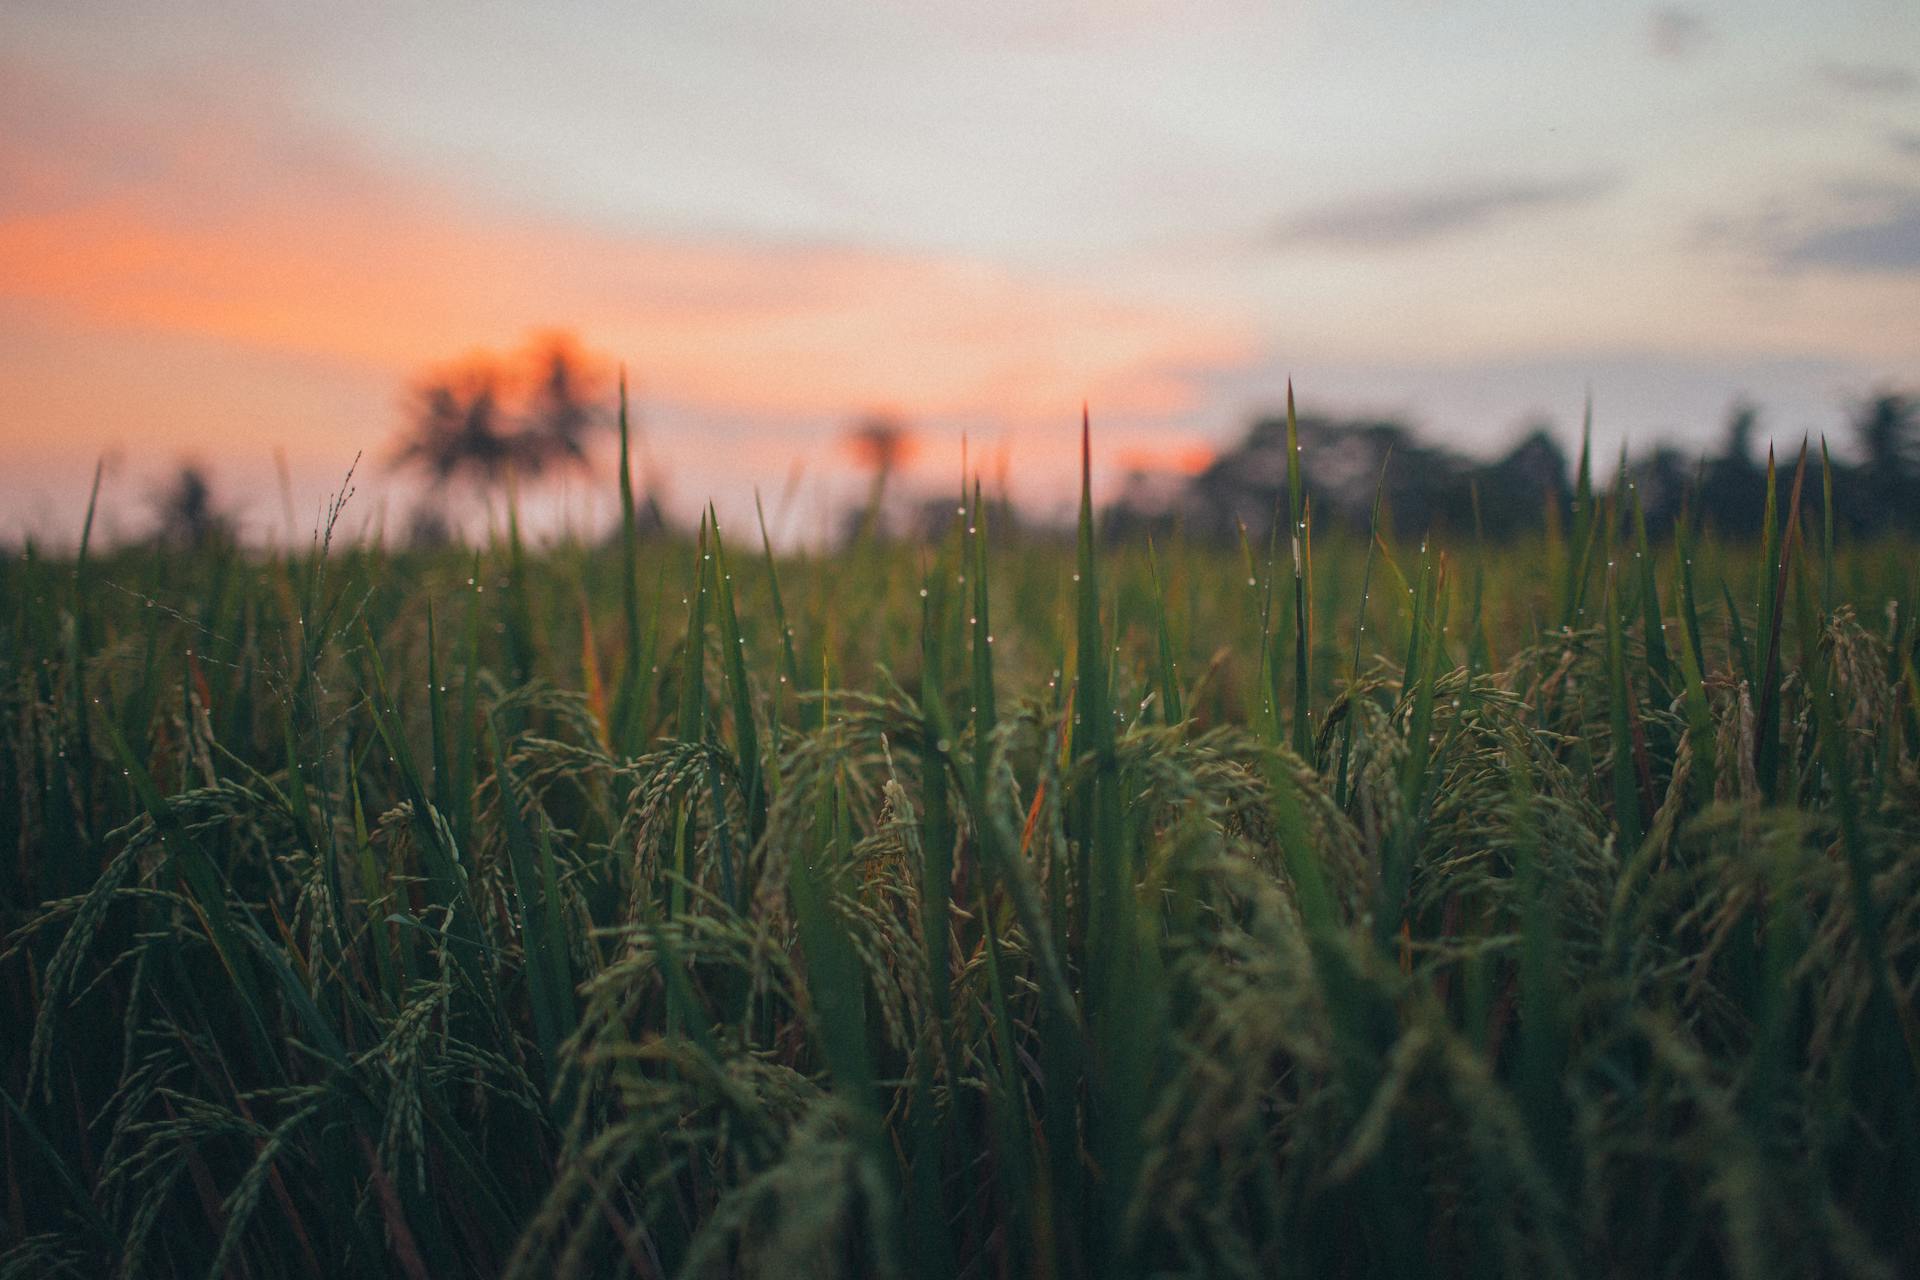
[1630,443,1692,535]
[526,342,599,470]
[1696,400,1767,536]
[842,413,917,539]
[397,371,517,487]
[1106,388,1919,545]
[1854,391,1917,534]
[1857,392,1914,476]
[152,464,231,548]
[392,334,610,492]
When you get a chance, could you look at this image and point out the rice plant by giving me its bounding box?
[4,408,1918,1279]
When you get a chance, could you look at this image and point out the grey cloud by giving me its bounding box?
[1780,194,1920,272]
[1646,8,1712,60]
[1274,175,1614,249]
[1818,62,1916,95]
[1892,131,1920,158]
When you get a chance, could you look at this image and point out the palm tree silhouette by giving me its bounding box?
[843,413,917,540]
[392,335,609,492]
[152,464,231,548]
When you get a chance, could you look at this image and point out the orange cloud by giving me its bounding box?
[0,62,1255,477]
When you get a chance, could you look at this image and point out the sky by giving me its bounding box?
[2,0,1917,545]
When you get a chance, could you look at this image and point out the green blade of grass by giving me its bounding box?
[755,489,806,737]
[677,515,711,745]
[1721,578,1754,690]
[1559,396,1595,629]
[1145,535,1182,728]
[453,553,482,856]
[488,722,577,1088]
[1604,566,1643,853]
[665,516,712,921]
[1819,435,1836,617]
[918,562,956,1043]
[610,370,646,753]
[709,506,765,852]
[1336,453,1391,810]
[1378,545,1444,950]
[102,716,281,1074]
[426,601,452,828]
[502,489,536,685]
[359,621,503,1029]
[1754,442,1807,802]
[1285,381,1314,760]
[1631,487,1672,695]
[1671,513,1718,807]
[792,778,876,1104]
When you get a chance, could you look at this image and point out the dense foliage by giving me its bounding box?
[5,412,1919,1279]
[1109,391,1920,544]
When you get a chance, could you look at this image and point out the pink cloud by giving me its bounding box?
[0,58,1255,487]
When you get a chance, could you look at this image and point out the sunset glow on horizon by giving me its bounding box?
[3,2,1917,544]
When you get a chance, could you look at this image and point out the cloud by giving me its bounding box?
[1779,193,1920,273]
[1818,62,1917,95]
[1646,8,1712,60]
[0,54,1269,538]
[0,59,1253,441]
[1272,175,1615,250]
[1892,130,1920,158]
[1698,182,1920,276]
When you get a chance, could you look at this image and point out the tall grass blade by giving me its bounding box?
[1285,381,1314,760]
[1754,442,1807,801]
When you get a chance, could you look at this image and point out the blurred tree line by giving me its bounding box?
[141,371,1914,549]
[1106,391,1920,544]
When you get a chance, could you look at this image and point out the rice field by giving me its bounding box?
[4,407,1919,1279]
